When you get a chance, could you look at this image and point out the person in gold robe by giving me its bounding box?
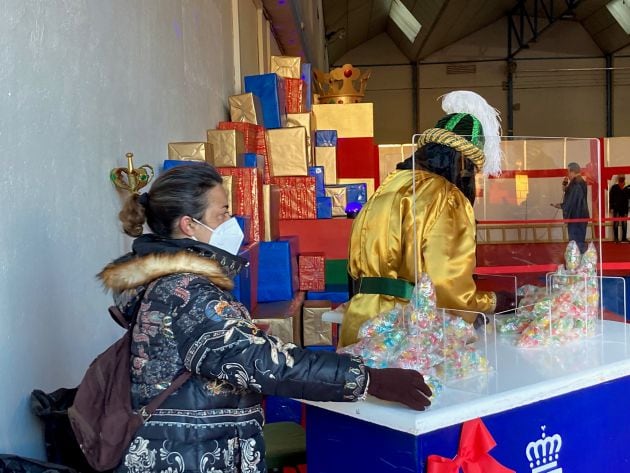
[340,91,514,347]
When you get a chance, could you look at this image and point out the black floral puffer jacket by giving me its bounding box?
[98,235,367,473]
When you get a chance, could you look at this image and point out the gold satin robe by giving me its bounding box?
[340,169,496,347]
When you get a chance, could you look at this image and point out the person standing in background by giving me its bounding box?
[553,162,589,252]
[609,174,629,243]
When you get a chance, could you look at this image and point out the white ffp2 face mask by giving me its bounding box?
[192,217,244,255]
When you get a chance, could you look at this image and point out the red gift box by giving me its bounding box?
[217,121,273,184]
[298,252,325,291]
[271,176,316,219]
[336,137,380,188]
[284,78,305,114]
[217,167,264,242]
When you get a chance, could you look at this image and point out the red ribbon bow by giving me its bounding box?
[427,418,515,473]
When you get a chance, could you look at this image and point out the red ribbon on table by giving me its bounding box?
[427,418,515,473]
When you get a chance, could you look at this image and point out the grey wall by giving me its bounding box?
[0,0,235,458]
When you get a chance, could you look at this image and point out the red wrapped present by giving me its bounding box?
[284,78,305,114]
[217,121,273,184]
[271,176,316,220]
[336,137,380,188]
[217,167,264,242]
[298,252,325,291]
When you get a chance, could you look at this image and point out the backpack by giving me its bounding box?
[68,302,191,471]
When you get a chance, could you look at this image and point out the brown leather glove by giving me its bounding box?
[365,367,432,411]
[494,290,516,313]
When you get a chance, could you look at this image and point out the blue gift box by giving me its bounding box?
[162,160,203,172]
[257,236,299,302]
[315,130,337,147]
[264,395,303,424]
[308,166,325,197]
[242,153,265,170]
[306,284,349,303]
[316,196,332,219]
[231,242,259,312]
[305,345,336,352]
[234,215,251,245]
[244,73,286,129]
[345,183,368,205]
[301,63,312,112]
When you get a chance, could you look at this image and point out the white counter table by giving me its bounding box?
[303,320,630,472]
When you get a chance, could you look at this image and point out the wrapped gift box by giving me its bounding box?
[206,130,246,167]
[298,252,325,292]
[262,184,280,241]
[162,160,203,172]
[336,137,379,187]
[316,196,332,219]
[244,73,286,129]
[342,182,368,205]
[315,130,337,147]
[272,176,317,219]
[286,112,314,164]
[315,146,337,185]
[254,315,297,344]
[301,63,312,112]
[231,242,259,313]
[264,395,303,424]
[266,128,309,177]
[324,185,347,217]
[216,167,263,242]
[306,284,349,306]
[258,236,299,302]
[167,142,213,162]
[325,259,349,286]
[284,78,305,114]
[312,103,374,138]
[217,121,272,184]
[302,300,333,346]
[235,215,251,245]
[270,55,301,79]
[252,296,304,345]
[222,175,236,216]
[338,177,374,200]
[228,92,264,126]
[378,144,406,184]
[308,166,325,197]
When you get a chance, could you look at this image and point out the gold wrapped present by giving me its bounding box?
[337,178,375,200]
[228,92,264,125]
[206,129,246,167]
[254,316,296,344]
[266,128,309,177]
[263,184,280,241]
[302,300,333,346]
[270,55,301,79]
[222,175,235,215]
[315,147,337,185]
[168,142,213,162]
[286,112,314,165]
[325,185,347,217]
[312,103,374,138]
[253,296,304,345]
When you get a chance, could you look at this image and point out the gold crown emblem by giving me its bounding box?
[313,64,371,104]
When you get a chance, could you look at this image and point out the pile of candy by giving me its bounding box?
[339,273,491,397]
[496,241,600,348]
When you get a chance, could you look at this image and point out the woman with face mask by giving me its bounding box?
[100,163,432,473]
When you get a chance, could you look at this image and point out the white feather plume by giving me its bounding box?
[440,90,503,176]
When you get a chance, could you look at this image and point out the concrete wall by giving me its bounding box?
[0,0,235,458]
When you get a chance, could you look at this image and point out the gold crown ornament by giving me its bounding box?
[110,152,154,194]
[313,64,371,104]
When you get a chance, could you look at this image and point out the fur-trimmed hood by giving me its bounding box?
[99,251,234,292]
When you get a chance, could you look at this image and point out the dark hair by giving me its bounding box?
[397,142,477,204]
[118,164,223,237]
[567,162,581,173]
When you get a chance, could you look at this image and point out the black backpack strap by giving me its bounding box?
[108,306,129,329]
[138,371,192,421]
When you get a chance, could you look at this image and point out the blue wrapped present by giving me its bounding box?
[242,153,265,170]
[162,160,203,172]
[308,166,325,197]
[231,242,259,312]
[305,345,336,352]
[306,284,349,303]
[301,63,312,112]
[244,73,286,129]
[235,215,251,245]
[345,183,368,205]
[315,130,337,147]
[257,236,299,302]
[316,196,332,219]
